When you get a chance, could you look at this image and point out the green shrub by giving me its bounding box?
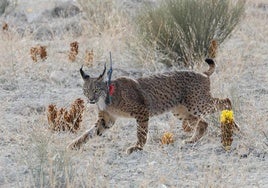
[137,0,245,67]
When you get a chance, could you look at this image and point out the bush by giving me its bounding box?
[137,0,245,67]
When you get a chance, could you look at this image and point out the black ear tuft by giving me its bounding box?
[80,66,90,80]
[98,63,106,80]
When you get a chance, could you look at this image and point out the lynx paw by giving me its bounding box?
[126,146,143,155]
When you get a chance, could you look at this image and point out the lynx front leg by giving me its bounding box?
[67,126,97,150]
[67,111,115,150]
[95,111,116,136]
[127,118,149,154]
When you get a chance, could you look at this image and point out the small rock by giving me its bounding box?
[34,26,53,41]
[51,2,81,18]
[49,70,66,84]
[0,0,9,16]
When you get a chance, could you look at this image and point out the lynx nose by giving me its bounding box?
[88,98,96,104]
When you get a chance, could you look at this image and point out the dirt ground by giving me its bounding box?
[0,0,267,187]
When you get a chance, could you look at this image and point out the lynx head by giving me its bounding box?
[80,65,107,104]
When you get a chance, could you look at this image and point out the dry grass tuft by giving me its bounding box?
[84,49,94,67]
[47,98,85,133]
[30,45,48,62]
[208,39,218,59]
[161,132,174,145]
[68,41,79,62]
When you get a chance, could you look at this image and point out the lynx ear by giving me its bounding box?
[80,66,90,80]
[98,63,106,81]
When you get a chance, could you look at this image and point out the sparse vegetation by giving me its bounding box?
[137,0,245,67]
[22,132,78,187]
[77,0,123,34]
[0,0,267,187]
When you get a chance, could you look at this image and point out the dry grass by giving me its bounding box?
[84,49,94,67]
[0,0,267,187]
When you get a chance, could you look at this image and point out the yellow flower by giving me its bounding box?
[161,132,174,145]
[220,110,234,124]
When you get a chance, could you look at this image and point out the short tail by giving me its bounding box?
[203,58,215,77]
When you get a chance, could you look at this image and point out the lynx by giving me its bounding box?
[67,59,239,154]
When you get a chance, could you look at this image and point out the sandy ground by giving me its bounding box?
[0,0,267,187]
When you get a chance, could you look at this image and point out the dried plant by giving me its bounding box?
[30,45,48,62]
[220,110,235,151]
[2,22,8,31]
[30,47,38,62]
[47,104,57,126]
[68,41,79,62]
[66,98,85,132]
[47,98,85,133]
[84,49,94,67]
[161,132,174,145]
[208,39,218,59]
[39,46,47,60]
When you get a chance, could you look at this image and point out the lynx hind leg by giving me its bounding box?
[182,120,194,132]
[184,116,208,143]
[172,105,207,142]
[172,105,194,132]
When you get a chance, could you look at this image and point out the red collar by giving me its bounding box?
[109,84,115,96]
